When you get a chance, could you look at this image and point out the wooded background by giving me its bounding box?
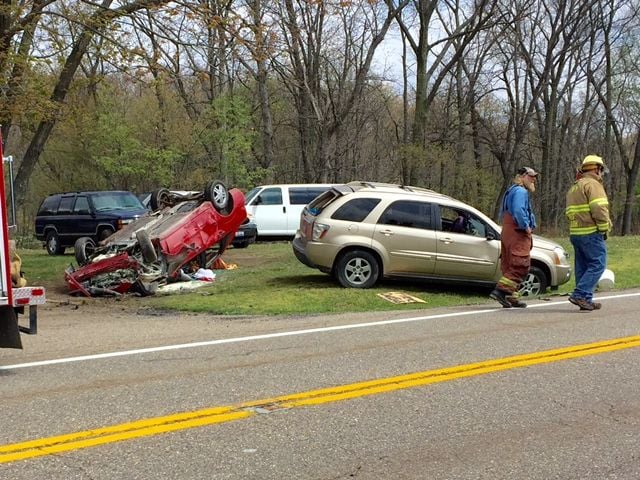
[1,0,639,237]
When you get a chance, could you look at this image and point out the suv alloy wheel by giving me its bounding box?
[335,250,380,288]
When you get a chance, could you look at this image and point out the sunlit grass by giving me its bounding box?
[18,236,640,316]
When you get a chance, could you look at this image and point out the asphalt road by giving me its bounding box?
[1,290,640,479]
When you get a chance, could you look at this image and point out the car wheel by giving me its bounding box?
[135,229,158,264]
[74,237,96,266]
[205,180,231,215]
[98,227,115,242]
[335,250,380,289]
[518,265,548,297]
[150,188,172,211]
[45,231,65,255]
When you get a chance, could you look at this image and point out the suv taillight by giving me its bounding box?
[312,222,330,241]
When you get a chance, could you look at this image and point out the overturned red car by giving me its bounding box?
[65,181,246,297]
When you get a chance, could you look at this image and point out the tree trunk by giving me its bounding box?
[621,131,640,235]
[12,0,171,209]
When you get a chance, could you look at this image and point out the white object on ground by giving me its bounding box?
[194,268,215,281]
[157,281,212,294]
[598,268,615,290]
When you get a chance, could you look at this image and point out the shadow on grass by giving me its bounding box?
[267,273,492,297]
[267,274,337,288]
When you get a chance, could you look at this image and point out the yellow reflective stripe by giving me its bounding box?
[498,277,518,288]
[596,223,610,230]
[589,197,608,206]
[565,204,590,214]
[569,226,598,235]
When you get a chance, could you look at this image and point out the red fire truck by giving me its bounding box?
[0,136,46,349]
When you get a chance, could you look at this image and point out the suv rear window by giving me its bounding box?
[37,195,61,215]
[378,200,433,229]
[331,197,381,222]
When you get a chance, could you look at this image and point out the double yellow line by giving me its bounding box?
[3,334,640,464]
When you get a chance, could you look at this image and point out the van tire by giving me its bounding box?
[335,250,380,288]
[45,231,65,255]
[74,237,96,266]
[205,181,231,214]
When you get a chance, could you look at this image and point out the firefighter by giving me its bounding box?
[490,166,539,308]
[565,155,612,311]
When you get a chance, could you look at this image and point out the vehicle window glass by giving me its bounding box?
[440,205,486,237]
[245,187,260,204]
[255,188,282,206]
[73,196,90,215]
[289,187,329,205]
[331,198,381,222]
[378,200,432,229]
[37,195,61,215]
[306,190,340,215]
[57,196,75,214]
[91,192,144,211]
[467,216,487,237]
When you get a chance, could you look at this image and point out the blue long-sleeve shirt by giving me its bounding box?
[501,185,536,231]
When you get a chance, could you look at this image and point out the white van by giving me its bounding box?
[244,184,336,236]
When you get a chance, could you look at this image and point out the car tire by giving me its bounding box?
[135,229,158,264]
[98,227,115,242]
[335,250,380,289]
[150,188,172,211]
[204,180,231,215]
[518,265,548,297]
[45,231,65,255]
[74,237,96,266]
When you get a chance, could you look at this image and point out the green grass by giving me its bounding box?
[552,235,640,292]
[17,247,76,285]
[17,236,640,316]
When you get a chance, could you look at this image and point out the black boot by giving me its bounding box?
[490,289,512,308]
[506,295,527,308]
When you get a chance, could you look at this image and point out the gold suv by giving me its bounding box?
[292,182,571,297]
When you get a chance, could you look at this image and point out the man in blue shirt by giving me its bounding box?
[490,167,539,308]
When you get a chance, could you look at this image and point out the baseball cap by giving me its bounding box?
[517,166,539,177]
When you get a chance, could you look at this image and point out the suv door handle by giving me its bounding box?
[379,229,394,236]
[440,237,453,244]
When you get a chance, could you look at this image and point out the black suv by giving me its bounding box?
[35,191,148,255]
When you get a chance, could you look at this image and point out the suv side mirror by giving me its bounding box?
[486,230,499,241]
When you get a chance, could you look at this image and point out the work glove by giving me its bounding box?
[602,232,608,241]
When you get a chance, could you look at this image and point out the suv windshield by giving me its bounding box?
[91,192,144,211]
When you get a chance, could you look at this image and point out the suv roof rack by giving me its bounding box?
[346,181,442,196]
